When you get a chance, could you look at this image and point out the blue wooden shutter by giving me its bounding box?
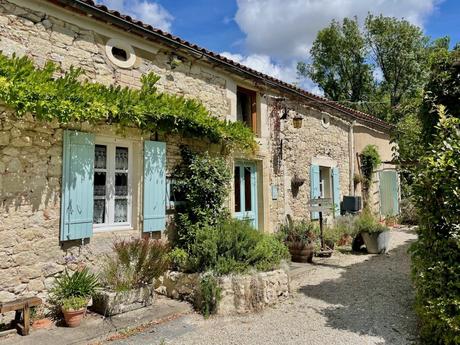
[310,164,320,220]
[60,130,95,241]
[143,141,166,232]
[332,167,341,217]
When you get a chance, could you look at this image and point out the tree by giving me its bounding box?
[420,42,460,143]
[365,14,430,122]
[299,15,431,123]
[298,17,374,105]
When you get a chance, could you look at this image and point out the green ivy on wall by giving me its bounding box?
[0,54,255,151]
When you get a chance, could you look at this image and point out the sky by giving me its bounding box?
[96,0,459,93]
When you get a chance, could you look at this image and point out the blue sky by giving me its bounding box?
[97,0,459,91]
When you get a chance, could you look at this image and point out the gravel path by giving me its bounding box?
[107,228,418,345]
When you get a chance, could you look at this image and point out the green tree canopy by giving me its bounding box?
[298,14,432,123]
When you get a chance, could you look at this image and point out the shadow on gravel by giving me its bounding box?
[299,236,418,345]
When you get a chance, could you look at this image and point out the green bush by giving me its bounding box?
[399,198,418,225]
[101,238,170,292]
[279,219,318,244]
[50,268,100,303]
[173,147,231,249]
[186,218,290,275]
[410,109,460,344]
[195,273,221,318]
[354,209,389,234]
[168,247,190,272]
[61,296,88,312]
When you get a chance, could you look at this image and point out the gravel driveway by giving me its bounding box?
[107,228,418,345]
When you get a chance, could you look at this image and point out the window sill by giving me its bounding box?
[93,225,133,233]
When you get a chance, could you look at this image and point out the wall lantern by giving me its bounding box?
[293,115,303,128]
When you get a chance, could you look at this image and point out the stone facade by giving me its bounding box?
[0,0,395,308]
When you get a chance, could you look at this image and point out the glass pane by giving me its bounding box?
[93,199,105,224]
[114,199,128,223]
[115,173,128,196]
[244,167,252,211]
[116,147,129,170]
[234,166,241,212]
[237,92,252,127]
[94,145,107,169]
[94,172,106,196]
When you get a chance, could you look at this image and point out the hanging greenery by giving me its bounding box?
[0,54,255,151]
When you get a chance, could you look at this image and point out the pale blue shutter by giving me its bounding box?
[332,167,341,217]
[60,130,95,241]
[310,165,320,220]
[143,141,166,232]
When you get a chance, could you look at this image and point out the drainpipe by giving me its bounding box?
[349,121,356,196]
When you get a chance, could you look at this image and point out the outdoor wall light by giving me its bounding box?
[293,115,303,128]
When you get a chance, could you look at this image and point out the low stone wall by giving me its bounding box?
[154,269,290,315]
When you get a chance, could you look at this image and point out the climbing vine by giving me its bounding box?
[359,144,381,208]
[0,54,255,151]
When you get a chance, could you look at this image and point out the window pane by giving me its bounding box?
[234,166,241,212]
[237,91,252,128]
[115,173,128,196]
[94,172,106,196]
[116,147,128,170]
[244,167,252,211]
[95,145,107,169]
[93,199,106,224]
[114,199,128,223]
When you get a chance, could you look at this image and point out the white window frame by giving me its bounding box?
[93,137,133,232]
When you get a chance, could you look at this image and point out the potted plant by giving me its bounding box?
[280,220,316,263]
[354,210,390,254]
[50,268,100,327]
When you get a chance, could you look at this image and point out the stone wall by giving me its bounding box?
[0,0,230,118]
[0,107,214,305]
[268,99,351,230]
[154,269,290,315]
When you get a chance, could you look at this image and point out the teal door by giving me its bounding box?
[234,162,258,229]
[379,170,399,217]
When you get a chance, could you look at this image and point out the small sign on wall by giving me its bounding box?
[271,185,279,200]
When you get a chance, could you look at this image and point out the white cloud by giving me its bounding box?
[221,52,299,84]
[96,0,173,32]
[235,0,442,59]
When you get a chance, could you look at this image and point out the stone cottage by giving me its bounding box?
[0,0,398,302]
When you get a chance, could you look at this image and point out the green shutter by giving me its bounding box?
[379,170,399,217]
[143,141,166,232]
[332,167,341,217]
[60,130,95,241]
[310,164,320,220]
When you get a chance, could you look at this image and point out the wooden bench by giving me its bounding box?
[0,297,42,336]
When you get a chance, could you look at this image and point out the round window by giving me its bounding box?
[321,113,330,128]
[105,38,136,69]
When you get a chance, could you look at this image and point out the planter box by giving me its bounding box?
[361,231,390,254]
[91,286,155,316]
[155,269,290,315]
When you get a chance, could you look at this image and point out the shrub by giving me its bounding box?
[186,218,290,275]
[399,198,418,225]
[410,109,460,344]
[168,247,189,272]
[195,273,221,318]
[279,220,318,244]
[101,238,170,292]
[50,268,100,303]
[61,296,88,312]
[173,147,231,249]
[354,209,389,234]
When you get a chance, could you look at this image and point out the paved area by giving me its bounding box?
[106,228,419,345]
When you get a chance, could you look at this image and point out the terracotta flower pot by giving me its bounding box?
[32,318,53,330]
[287,241,314,263]
[62,307,86,328]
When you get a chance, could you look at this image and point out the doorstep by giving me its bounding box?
[0,296,192,345]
